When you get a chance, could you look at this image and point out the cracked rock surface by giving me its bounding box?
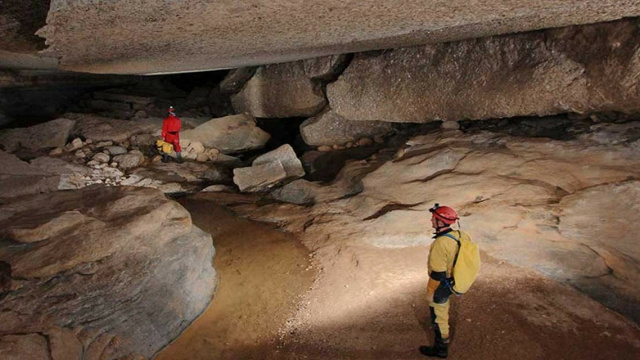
[0,186,217,359]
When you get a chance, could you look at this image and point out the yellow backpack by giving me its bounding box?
[442,230,480,294]
[156,139,174,155]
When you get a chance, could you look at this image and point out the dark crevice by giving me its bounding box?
[363,202,424,221]
[403,169,455,184]
[0,0,52,52]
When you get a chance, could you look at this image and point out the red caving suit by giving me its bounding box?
[162,114,182,152]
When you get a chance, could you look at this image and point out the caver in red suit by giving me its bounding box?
[162,106,182,163]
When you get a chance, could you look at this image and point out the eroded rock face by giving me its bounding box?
[0,186,216,359]
[231,63,326,118]
[180,114,270,154]
[327,19,640,122]
[300,108,392,146]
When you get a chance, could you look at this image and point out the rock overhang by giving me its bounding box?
[14,0,640,74]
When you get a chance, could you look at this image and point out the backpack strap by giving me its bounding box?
[441,231,463,295]
[441,231,462,269]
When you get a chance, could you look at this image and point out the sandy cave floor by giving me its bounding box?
[155,196,640,360]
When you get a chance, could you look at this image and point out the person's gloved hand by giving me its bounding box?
[427,278,440,304]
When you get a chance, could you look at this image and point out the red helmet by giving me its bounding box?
[429,203,459,225]
[168,106,176,115]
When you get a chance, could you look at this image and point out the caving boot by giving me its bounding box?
[176,152,182,163]
[162,154,169,163]
[419,337,449,358]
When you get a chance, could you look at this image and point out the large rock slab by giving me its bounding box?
[327,19,640,123]
[67,113,162,142]
[0,151,59,198]
[0,186,216,359]
[32,0,640,74]
[231,63,326,118]
[180,114,270,154]
[300,108,392,146]
[233,161,288,193]
[0,118,75,153]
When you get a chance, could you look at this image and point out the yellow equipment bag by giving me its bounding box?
[443,231,480,295]
[156,139,174,154]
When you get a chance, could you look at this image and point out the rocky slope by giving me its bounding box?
[214,120,640,325]
[0,186,217,359]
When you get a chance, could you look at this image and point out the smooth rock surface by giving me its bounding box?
[327,19,640,122]
[231,63,326,118]
[181,114,270,154]
[0,186,216,359]
[0,118,75,153]
[300,108,393,146]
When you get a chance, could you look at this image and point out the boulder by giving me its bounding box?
[0,118,75,153]
[233,144,305,193]
[181,114,270,154]
[270,179,320,205]
[113,152,144,170]
[65,137,84,152]
[233,161,288,193]
[300,108,393,146]
[92,152,110,163]
[0,151,59,198]
[253,144,305,179]
[327,19,640,122]
[0,186,216,359]
[231,63,327,118]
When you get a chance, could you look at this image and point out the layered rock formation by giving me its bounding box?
[27,1,640,74]
[0,186,216,359]
[327,19,640,122]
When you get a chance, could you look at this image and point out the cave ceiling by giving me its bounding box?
[2,0,640,74]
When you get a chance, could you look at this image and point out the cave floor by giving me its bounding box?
[155,196,640,360]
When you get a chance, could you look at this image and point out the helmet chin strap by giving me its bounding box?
[434,219,451,233]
